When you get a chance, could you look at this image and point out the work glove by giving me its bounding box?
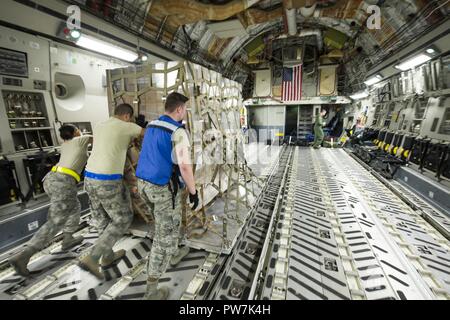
[136,115,148,128]
[189,190,199,211]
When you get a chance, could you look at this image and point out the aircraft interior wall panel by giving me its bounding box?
[49,44,127,132]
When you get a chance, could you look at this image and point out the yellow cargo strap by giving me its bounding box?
[52,166,81,183]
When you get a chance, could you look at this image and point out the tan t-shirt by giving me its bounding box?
[57,135,92,174]
[173,128,191,165]
[86,117,142,175]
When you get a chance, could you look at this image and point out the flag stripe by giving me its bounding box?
[294,65,298,100]
[282,64,302,102]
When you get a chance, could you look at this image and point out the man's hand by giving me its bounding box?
[130,186,139,199]
[189,190,199,211]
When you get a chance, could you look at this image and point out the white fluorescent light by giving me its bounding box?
[76,35,138,62]
[395,54,431,71]
[350,91,369,100]
[364,75,382,86]
[70,29,81,39]
[426,48,435,54]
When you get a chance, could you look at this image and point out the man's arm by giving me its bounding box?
[176,144,196,195]
[174,129,200,210]
[79,135,93,147]
[173,128,196,194]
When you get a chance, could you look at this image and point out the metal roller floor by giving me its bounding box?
[260,148,450,300]
[0,147,448,300]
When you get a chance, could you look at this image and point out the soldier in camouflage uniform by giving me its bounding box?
[312,109,327,149]
[9,124,92,277]
[136,93,199,300]
[79,104,144,280]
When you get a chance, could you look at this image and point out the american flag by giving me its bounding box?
[282,64,302,102]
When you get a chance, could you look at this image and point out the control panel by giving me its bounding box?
[2,90,54,152]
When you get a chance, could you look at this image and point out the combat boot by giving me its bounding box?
[8,246,38,277]
[101,249,126,268]
[78,255,104,280]
[61,233,84,251]
[170,247,190,267]
[143,277,169,300]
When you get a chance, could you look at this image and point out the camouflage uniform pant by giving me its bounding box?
[28,172,80,250]
[313,125,324,147]
[138,179,182,279]
[85,178,133,262]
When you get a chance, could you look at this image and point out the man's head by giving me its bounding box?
[164,92,189,122]
[114,103,134,122]
[320,109,328,116]
[59,124,80,141]
[136,114,148,128]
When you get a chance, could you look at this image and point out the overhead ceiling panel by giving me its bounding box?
[207,19,248,38]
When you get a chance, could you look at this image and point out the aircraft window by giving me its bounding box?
[403,120,409,131]
[412,120,421,134]
[374,104,382,126]
[384,104,393,127]
[398,114,405,130]
[438,107,450,135]
[442,54,450,89]
[413,98,426,119]
[430,118,439,132]
[392,77,400,97]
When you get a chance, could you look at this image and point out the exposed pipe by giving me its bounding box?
[277,29,323,53]
[286,8,297,36]
[299,3,317,17]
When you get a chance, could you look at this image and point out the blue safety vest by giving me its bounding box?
[136,115,185,186]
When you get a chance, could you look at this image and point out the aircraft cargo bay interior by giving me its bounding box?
[0,0,449,302]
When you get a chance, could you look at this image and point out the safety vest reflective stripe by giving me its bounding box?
[149,120,180,133]
[52,166,81,183]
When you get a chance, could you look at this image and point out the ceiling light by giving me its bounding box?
[70,29,81,40]
[426,48,435,54]
[364,75,382,86]
[350,91,369,100]
[75,35,138,62]
[395,54,431,71]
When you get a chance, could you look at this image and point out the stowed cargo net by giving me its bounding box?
[106,61,263,254]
